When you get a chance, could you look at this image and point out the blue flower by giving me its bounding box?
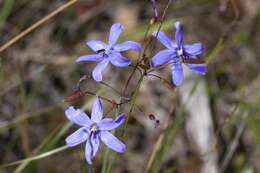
[65,97,126,165]
[151,21,207,86]
[76,23,141,82]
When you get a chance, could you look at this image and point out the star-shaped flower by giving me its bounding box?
[76,23,141,82]
[65,97,126,164]
[151,21,207,86]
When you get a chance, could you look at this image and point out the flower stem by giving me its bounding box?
[123,74,144,134]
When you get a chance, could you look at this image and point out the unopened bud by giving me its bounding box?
[150,16,157,25]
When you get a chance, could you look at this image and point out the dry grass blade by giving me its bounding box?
[0,0,78,53]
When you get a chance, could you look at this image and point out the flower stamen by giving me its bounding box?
[177,49,183,57]
[90,123,99,132]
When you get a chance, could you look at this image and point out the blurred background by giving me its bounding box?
[0,0,260,172]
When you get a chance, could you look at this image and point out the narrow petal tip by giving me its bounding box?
[91,96,104,123]
[75,58,82,64]
[100,131,126,153]
[75,54,101,64]
[115,113,126,124]
[113,23,124,30]
[133,42,142,52]
[118,144,126,153]
[186,63,207,75]
[150,59,156,68]
[109,23,124,45]
[174,21,181,28]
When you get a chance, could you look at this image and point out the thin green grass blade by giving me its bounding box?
[42,122,72,152]
[12,122,73,172]
[0,145,69,168]
[13,125,62,173]
[162,165,177,173]
[0,0,16,27]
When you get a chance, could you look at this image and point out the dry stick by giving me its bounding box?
[144,133,165,173]
[82,90,129,107]
[197,104,239,157]
[0,0,78,53]
[144,110,172,173]
[146,73,175,90]
[220,114,246,173]
[17,63,30,156]
[218,1,241,171]
[76,74,125,98]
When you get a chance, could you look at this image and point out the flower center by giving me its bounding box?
[177,49,183,57]
[104,47,114,55]
[90,123,99,132]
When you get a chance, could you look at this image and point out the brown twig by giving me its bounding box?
[0,0,78,53]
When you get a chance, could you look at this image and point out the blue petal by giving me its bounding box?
[171,62,184,86]
[92,59,109,82]
[108,23,124,46]
[86,40,107,52]
[65,106,92,127]
[65,127,89,147]
[98,113,126,131]
[75,54,102,64]
[114,41,141,52]
[186,63,207,75]
[184,43,204,57]
[91,97,103,123]
[100,131,126,153]
[109,52,131,67]
[152,31,177,50]
[85,134,100,165]
[151,0,158,17]
[174,21,184,48]
[151,49,176,67]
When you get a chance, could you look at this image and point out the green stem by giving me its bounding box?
[123,75,144,133]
